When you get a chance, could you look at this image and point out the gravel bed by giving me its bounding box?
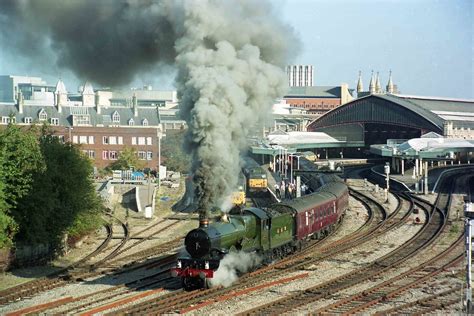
[195,183,423,315]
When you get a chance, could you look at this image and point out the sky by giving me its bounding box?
[0,0,472,99]
[279,0,473,99]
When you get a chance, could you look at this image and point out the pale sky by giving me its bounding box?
[1,0,472,99]
[279,0,473,99]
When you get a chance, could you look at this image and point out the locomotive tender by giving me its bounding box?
[172,176,349,289]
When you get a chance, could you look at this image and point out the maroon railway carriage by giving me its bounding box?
[274,181,348,241]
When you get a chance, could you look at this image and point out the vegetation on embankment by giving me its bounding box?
[0,124,103,252]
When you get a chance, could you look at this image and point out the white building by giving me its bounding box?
[287,65,314,87]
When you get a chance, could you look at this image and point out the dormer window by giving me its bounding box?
[112,111,120,123]
[50,118,59,126]
[38,109,47,121]
[142,118,149,126]
[24,117,32,124]
[128,118,134,126]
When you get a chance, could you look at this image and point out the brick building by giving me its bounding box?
[0,75,186,171]
[283,84,354,114]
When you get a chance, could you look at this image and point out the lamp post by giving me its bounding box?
[157,126,163,188]
[384,162,390,203]
[289,154,301,184]
[66,126,73,143]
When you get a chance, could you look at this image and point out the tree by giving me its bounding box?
[0,124,43,248]
[16,131,103,246]
[161,130,191,173]
[108,146,145,171]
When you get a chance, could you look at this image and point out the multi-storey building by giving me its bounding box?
[287,65,314,87]
[0,75,185,170]
[282,84,354,114]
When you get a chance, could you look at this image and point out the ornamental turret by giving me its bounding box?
[386,70,394,94]
[356,71,363,94]
[369,70,376,94]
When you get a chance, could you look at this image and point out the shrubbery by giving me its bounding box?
[0,124,104,250]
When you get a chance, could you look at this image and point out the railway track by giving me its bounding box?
[109,187,410,314]
[0,216,182,306]
[239,167,463,315]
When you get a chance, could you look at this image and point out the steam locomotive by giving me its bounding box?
[171,175,349,290]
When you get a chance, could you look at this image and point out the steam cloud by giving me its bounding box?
[210,251,262,288]
[0,0,299,215]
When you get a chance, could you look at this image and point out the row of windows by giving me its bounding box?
[1,116,60,125]
[73,135,154,146]
[293,103,336,109]
[100,150,153,161]
[1,116,16,124]
[102,136,124,145]
[111,111,149,126]
[305,205,337,226]
[73,135,95,144]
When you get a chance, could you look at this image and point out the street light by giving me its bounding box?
[66,126,73,144]
[157,126,163,188]
[289,154,301,184]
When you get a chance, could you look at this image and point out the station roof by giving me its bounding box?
[309,94,474,134]
[374,94,474,129]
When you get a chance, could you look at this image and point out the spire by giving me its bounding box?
[356,71,363,93]
[369,70,375,94]
[55,79,67,94]
[386,70,394,94]
[375,71,381,93]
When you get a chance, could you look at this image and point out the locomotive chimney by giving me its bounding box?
[199,212,209,228]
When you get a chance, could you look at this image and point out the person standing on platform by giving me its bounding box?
[274,183,280,199]
[288,184,293,200]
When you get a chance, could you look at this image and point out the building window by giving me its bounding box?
[103,136,109,144]
[137,151,147,160]
[73,135,78,144]
[110,136,117,145]
[1,116,9,124]
[50,118,59,125]
[132,137,137,145]
[109,151,118,160]
[142,118,149,126]
[112,111,120,123]
[88,150,95,159]
[118,136,123,145]
[128,118,134,126]
[102,151,108,160]
[88,136,94,144]
[147,151,153,160]
[73,115,90,126]
[146,137,152,145]
[79,136,88,144]
[24,117,32,124]
[138,137,145,145]
[38,109,47,121]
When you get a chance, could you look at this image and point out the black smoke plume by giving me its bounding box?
[0,0,299,218]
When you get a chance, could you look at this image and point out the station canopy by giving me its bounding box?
[250,131,344,155]
[371,132,474,159]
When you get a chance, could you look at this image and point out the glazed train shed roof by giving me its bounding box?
[373,94,474,128]
[310,94,474,132]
